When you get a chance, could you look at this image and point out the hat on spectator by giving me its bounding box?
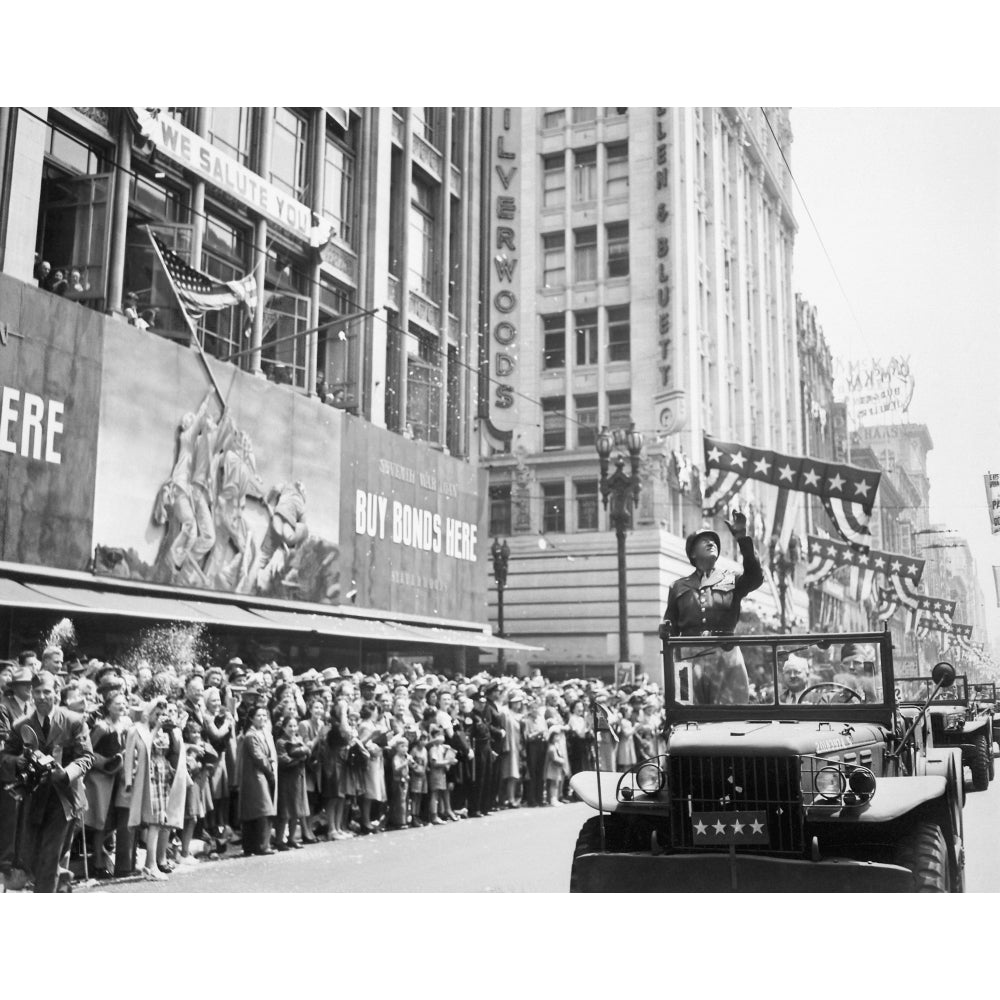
[87,658,104,675]
[508,690,525,705]
[321,668,339,682]
[483,681,500,697]
[66,656,86,675]
[11,666,33,685]
[412,678,429,691]
[227,656,244,668]
[359,676,376,690]
[466,685,480,699]
[228,663,247,682]
[528,676,545,689]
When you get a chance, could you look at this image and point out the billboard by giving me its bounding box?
[0,275,103,569]
[341,416,488,621]
[93,322,343,604]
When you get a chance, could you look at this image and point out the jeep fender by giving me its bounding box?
[811,776,948,824]
[961,717,990,736]
[570,771,644,814]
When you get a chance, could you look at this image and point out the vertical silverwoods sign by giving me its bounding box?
[489,107,520,435]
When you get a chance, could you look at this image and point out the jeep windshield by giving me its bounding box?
[663,631,895,726]
[896,675,969,706]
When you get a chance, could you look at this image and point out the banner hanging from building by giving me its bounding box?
[804,534,925,600]
[993,566,1000,607]
[702,435,881,550]
[985,472,1000,534]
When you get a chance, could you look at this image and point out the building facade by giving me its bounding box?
[0,106,523,671]
[479,107,802,678]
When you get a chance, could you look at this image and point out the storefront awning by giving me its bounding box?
[0,577,82,612]
[246,607,414,642]
[23,583,221,623]
[390,622,544,652]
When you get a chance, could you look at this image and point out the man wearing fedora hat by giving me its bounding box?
[663,510,763,704]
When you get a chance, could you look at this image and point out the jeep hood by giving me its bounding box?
[668,720,888,756]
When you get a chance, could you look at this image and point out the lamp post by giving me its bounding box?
[491,537,510,671]
[596,423,644,663]
[768,532,800,633]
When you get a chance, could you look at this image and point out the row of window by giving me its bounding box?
[540,108,628,130]
[542,306,630,370]
[542,222,629,288]
[543,143,628,207]
[543,390,631,451]
[489,479,601,537]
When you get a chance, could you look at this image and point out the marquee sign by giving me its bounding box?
[839,355,915,426]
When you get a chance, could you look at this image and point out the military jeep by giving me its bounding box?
[897,675,993,791]
[569,631,965,893]
[970,682,1000,753]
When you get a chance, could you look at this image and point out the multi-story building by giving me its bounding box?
[479,107,800,679]
[0,106,528,670]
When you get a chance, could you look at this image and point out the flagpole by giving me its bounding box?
[146,226,225,408]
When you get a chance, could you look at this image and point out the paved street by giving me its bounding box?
[87,770,1000,893]
[94,803,589,893]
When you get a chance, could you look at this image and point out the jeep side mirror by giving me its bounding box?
[931,661,956,689]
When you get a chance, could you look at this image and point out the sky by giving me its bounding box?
[789,108,1000,646]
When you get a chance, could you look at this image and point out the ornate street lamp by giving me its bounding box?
[490,537,510,670]
[768,532,800,633]
[596,422,644,662]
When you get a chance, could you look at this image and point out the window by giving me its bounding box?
[572,108,597,124]
[323,121,356,245]
[200,211,253,366]
[542,397,566,451]
[575,394,598,448]
[606,221,629,278]
[448,193,462,313]
[406,325,443,443]
[450,108,464,167]
[606,142,629,198]
[542,154,565,208]
[207,108,253,166]
[575,480,600,531]
[263,276,311,389]
[409,172,438,300]
[542,314,565,369]
[542,108,566,130]
[542,231,565,289]
[317,277,359,411]
[573,148,597,202]
[413,108,440,148]
[607,305,631,362]
[607,389,632,431]
[542,481,566,533]
[574,226,597,282]
[270,107,309,201]
[489,485,512,537]
[574,309,598,366]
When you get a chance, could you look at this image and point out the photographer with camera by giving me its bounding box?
[0,670,94,892]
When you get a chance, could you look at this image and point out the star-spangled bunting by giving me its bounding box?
[149,231,258,326]
[804,534,925,605]
[875,584,898,622]
[702,435,881,550]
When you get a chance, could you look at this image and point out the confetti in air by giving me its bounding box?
[121,623,210,672]
[44,618,77,650]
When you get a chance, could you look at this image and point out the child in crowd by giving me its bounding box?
[408,731,428,826]
[544,727,569,807]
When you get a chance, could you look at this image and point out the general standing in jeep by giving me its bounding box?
[662,512,764,704]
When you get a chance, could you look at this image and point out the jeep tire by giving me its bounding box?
[970,731,990,791]
[893,822,950,892]
[569,815,626,893]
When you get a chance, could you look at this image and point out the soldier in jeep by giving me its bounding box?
[662,511,764,705]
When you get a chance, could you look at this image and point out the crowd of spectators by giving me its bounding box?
[0,644,667,888]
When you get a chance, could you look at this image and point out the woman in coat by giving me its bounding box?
[238,705,278,855]
[274,713,310,849]
[498,693,524,808]
[84,689,132,877]
[119,698,186,880]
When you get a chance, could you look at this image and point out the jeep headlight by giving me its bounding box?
[635,761,665,795]
[945,712,965,731]
[814,766,846,801]
[847,767,877,802]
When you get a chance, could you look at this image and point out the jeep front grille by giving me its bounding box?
[668,755,804,855]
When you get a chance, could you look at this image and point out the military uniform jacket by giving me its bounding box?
[663,537,764,636]
[0,707,95,822]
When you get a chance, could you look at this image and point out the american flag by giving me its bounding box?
[148,231,257,325]
[803,534,924,599]
[702,434,881,551]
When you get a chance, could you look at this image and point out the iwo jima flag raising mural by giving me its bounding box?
[701,435,881,550]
